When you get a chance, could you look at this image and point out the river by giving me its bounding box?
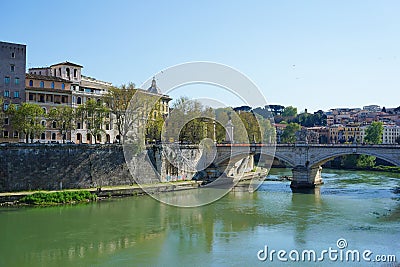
[0,169,399,266]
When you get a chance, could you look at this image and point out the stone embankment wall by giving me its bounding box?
[0,144,206,193]
[0,144,160,192]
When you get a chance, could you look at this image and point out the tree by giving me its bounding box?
[364,121,384,144]
[282,106,297,118]
[165,97,211,143]
[356,155,376,169]
[7,103,45,143]
[281,123,301,143]
[104,83,137,143]
[145,101,165,143]
[257,114,276,143]
[47,106,75,143]
[77,99,109,144]
[267,105,285,116]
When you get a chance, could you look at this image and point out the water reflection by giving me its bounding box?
[0,169,399,266]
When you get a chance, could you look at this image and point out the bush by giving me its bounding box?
[20,190,97,205]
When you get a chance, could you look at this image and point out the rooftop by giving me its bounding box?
[50,61,83,68]
[26,73,72,83]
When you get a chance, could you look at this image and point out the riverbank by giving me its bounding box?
[0,181,201,206]
[0,171,267,206]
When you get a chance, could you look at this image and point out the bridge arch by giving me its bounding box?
[215,149,296,168]
[309,150,400,168]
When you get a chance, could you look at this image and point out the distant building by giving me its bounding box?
[0,41,26,142]
[328,124,361,144]
[363,105,381,112]
[307,126,329,144]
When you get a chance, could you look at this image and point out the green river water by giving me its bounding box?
[0,169,399,266]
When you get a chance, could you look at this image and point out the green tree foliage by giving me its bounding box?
[77,99,109,144]
[281,123,301,143]
[364,121,384,144]
[47,106,75,143]
[296,110,327,127]
[164,97,213,143]
[340,154,376,169]
[282,106,297,118]
[145,102,165,143]
[257,114,276,143]
[7,103,45,143]
[215,108,249,143]
[341,155,358,167]
[356,155,376,169]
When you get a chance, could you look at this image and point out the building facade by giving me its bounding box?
[25,73,73,142]
[0,41,26,142]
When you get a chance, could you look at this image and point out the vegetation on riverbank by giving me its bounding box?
[371,165,400,173]
[19,191,97,205]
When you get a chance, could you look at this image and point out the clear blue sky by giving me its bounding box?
[2,0,400,112]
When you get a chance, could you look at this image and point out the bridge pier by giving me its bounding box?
[290,166,323,189]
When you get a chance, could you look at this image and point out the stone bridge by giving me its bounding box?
[212,143,400,189]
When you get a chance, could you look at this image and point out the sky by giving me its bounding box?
[1,0,400,112]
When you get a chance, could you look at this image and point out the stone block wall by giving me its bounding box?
[0,144,160,192]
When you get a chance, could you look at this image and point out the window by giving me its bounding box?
[77,122,81,129]
[41,121,46,127]
[14,131,19,138]
[3,131,9,138]
[29,80,33,86]
[74,69,77,78]
[29,93,34,101]
[4,77,10,84]
[10,65,15,72]
[77,97,82,104]
[51,82,55,89]
[59,68,61,76]
[42,108,47,113]
[41,133,45,140]
[52,121,57,129]
[61,83,65,89]
[52,133,56,140]
[11,52,15,58]
[13,91,19,98]
[4,91,10,97]
[14,78,19,85]
[4,118,9,125]
[66,68,70,78]
[40,81,44,88]
[4,103,9,111]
